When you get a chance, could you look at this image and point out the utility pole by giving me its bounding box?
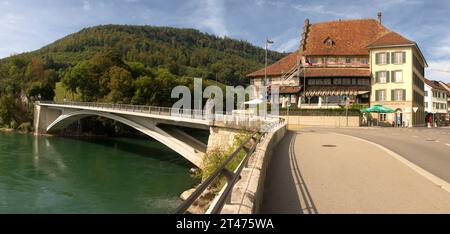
[264,38,274,101]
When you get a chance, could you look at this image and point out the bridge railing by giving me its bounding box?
[174,131,261,214]
[38,101,284,132]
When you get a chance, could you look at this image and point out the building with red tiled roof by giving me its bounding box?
[424,78,448,125]
[246,13,428,126]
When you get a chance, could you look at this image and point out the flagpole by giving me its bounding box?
[303,58,307,105]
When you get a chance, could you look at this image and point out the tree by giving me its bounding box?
[106,66,134,103]
[0,95,14,127]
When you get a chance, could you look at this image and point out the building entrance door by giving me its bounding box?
[395,109,403,127]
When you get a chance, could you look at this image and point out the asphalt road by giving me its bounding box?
[262,127,450,213]
[329,127,450,182]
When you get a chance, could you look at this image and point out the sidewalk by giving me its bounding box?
[262,130,450,213]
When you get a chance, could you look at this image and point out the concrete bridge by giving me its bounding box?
[33,101,282,168]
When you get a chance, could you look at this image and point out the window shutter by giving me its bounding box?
[386,52,390,64]
[375,71,379,83]
[387,71,390,83]
[403,89,406,101]
[391,52,395,64]
[375,90,379,101]
[402,52,406,63]
[391,90,395,101]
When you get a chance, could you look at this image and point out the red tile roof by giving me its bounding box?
[368,31,414,48]
[424,78,447,91]
[247,52,300,77]
[300,67,371,77]
[247,18,421,78]
[303,19,391,56]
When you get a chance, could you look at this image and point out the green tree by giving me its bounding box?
[106,66,134,103]
[0,95,14,127]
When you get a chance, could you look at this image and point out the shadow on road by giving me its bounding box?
[262,131,318,214]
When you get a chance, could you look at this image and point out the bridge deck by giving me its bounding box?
[38,101,283,131]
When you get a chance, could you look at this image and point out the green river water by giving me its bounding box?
[0,131,198,213]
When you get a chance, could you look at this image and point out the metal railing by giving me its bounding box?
[38,101,285,132]
[174,132,261,214]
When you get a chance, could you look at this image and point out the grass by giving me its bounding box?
[54,82,81,102]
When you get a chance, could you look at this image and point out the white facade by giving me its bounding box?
[424,83,447,114]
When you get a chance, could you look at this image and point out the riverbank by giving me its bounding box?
[0,128,15,132]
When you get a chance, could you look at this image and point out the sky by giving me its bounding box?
[0,0,449,82]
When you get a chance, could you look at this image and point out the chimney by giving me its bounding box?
[377,12,382,24]
[300,19,310,52]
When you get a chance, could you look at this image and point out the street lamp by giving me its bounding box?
[264,38,274,101]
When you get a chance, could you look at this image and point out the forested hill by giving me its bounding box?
[28,24,285,84]
[0,25,286,129]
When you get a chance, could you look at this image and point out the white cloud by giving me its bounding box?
[82,0,91,11]
[275,37,298,52]
[430,33,450,59]
[427,60,450,83]
[293,4,362,19]
[190,0,229,37]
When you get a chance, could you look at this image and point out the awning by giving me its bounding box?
[305,86,370,97]
[268,85,302,94]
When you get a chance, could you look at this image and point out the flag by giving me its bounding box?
[305,57,312,66]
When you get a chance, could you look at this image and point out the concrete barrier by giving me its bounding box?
[281,115,361,128]
[215,123,287,214]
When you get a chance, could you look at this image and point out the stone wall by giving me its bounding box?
[206,127,246,153]
[212,123,287,214]
[281,115,361,128]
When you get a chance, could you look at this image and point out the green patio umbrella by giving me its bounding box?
[362,104,395,126]
[361,104,395,113]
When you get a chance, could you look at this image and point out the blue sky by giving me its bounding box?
[0,0,449,82]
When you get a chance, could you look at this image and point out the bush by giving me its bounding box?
[279,108,361,116]
[199,133,250,191]
[18,122,32,133]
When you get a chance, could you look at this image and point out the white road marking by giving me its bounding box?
[333,133,450,193]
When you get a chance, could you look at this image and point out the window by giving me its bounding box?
[413,55,425,77]
[327,57,337,64]
[391,89,406,101]
[376,71,388,83]
[375,52,389,65]
[351,78,357,85]
[310,57,322,64]
[346,57,352,64]
[376,90,386,101]
[424,91,428,97]
[361,58,369,64]
[342,78,351,85]
[391,70,403,83]
[425,102,428,108]
[392,51,406,64]
[413,73,424,90]
[380,113,387,121]
[334,78,342,85]
[357,79,370,86]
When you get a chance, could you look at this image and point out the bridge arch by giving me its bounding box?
[46,110,204,167]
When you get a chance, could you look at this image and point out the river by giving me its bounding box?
[0,131,198,213]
